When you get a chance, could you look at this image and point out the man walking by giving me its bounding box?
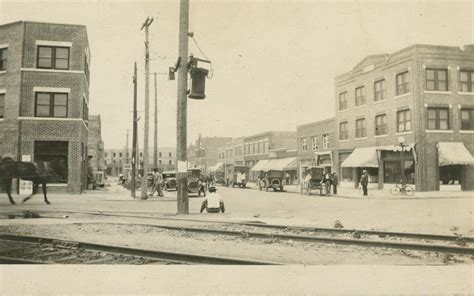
[149,168,164,197]
[360,170,369,196]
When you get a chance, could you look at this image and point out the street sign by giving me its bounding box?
[19,179,33,195]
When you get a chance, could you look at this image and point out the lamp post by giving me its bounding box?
[398,136,406,195]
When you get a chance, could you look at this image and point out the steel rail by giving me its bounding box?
[18,209,474,243]
[0,256,50,264]
[0,234,280,265]
[94,222,474,256]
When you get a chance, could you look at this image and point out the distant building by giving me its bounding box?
[334,44,474,191]
[296,118,335,181]
[188,135,233,173]
[87,115,105,173]
[216,137,244,181]
[0,21,91,193]
[104,147,176,177]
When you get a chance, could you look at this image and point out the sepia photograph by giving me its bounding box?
[0,0,473,294]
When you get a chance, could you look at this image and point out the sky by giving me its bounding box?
[1,0,473,149]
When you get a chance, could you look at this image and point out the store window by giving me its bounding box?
[34,141,68,183]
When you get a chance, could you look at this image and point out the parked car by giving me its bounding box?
[187,168,206,197]
[263,170,285,192]
[163,170,177,191]
[230,165,249,188]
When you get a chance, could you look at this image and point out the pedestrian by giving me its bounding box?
[285,172,290,185]
[200,186,225,213]
[331,172,338,195]
[304,171,312,195]
[360,170,369,196]
[320,169,332,196]
[149,168,164,197]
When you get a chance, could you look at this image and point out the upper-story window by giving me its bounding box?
[374,79,386,101]
[355,86,365,106]
[140,152,143,157]
[37,46,70,70]
[375,114,387,135]
[461,108,474,130]
[113,153,116,157]
[311,136,318,150]
[322,134,330,149]
[460,70,474,92]
[301,138,308,151]
[35,93,68,118]
[426,69,448,91]
[339,92,348,110]
[263,139,269,153]
[169,160,172,165]
[397,109,411,132]
[0,47,7,71]
[0,93,4,118]
[159,152,162,157]
[427,107,450,130]
[339,122,348,140]
[355,118,366,138]
[169,152,172,157]
[119,152,122,157]
[396,71,410,95]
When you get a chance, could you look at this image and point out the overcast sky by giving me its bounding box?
[1,0,473,149]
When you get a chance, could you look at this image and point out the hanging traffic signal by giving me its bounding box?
[188,66,209,100]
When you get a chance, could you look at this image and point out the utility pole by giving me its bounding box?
[153,72,158,169]
[125,129,130,163]
[131,62,138,198]
[141,17,154,200]
[177,0,190,214]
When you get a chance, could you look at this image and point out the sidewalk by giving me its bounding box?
[246,182,473,199]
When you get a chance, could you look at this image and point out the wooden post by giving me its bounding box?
[177,0,189,214]
[131,62,138,198]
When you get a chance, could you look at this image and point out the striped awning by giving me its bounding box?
[341,147,379,168]
[251,160,271,171]
[209,162,224,172]
[437,142,474,166]
[260,157,298,171]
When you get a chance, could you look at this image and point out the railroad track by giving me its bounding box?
[3,209,474,257]
[0,233,280,265]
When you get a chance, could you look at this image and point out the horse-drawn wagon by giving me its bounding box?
[303,166,332,196]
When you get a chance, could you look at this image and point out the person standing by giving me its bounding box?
[304,171,312,195]
[360,170,369,196]
[149,168,164,197]
[331,172,338,195]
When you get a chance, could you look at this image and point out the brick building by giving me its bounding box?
[216,137,244,180]
[87,114,105,173]
[243,131,297,181]
[0,21,91,193]
[188,135,232,173]
[334,44,474,191]
[104,147,176,177]
[296,118,335,181]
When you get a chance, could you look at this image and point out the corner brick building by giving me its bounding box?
[334,44,474,191]
[0,21,90,193]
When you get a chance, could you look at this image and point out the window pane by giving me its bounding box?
[55,59,69,69]
[428,119,436,129]
[54,106,67,117]
[426,70,435,80]
[55,48,69,59]
[426,81,435,90]
[38,58,52,68]
[54,94,67,105]
[38,47,52,58]
[461,110,469,120]
[37,93,50,105]
[36,105,50,116]
[439,120,448,130]
[438,70,446,80]
[438,81,447,91]
[439,109,448,120]
[428,109,436,120]
[405,122,411,131]
[460,71,468,81]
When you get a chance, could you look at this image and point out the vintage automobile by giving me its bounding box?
[162,170,177,191]
[261,170,285,192]
[306,166,332,196]
[188,168,206,197]
[230,165,249,188]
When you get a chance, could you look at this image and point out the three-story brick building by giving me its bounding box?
[334,44,474,191]
[0,21,91,193]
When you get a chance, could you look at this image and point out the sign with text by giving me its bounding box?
[19,179,33,195]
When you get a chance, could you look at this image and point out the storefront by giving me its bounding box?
[437,142,474,190]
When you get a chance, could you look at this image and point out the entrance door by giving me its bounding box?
[384,160,414,184]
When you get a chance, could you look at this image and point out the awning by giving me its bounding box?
[260,157,298,171]
[437,142,474,166]
[341,147,379,168]
[251,160,271,171]
[377,143,417,164]
[209,162,224,172]
[315,151,333,166]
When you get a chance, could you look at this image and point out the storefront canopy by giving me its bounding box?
[314,151,333,166]
[251,160,271,172]
[437,142,474,166]
[209,162,224,172]
[341,147,379,168]
[261,157,298,171]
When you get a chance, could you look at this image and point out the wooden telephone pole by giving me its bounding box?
[177,0,189,214]
[153,73,158,169]
[140,17,154,200]
[131,62,138,198]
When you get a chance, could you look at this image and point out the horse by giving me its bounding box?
[0,157,53,205]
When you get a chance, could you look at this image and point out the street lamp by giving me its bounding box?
[398,136,406,195]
